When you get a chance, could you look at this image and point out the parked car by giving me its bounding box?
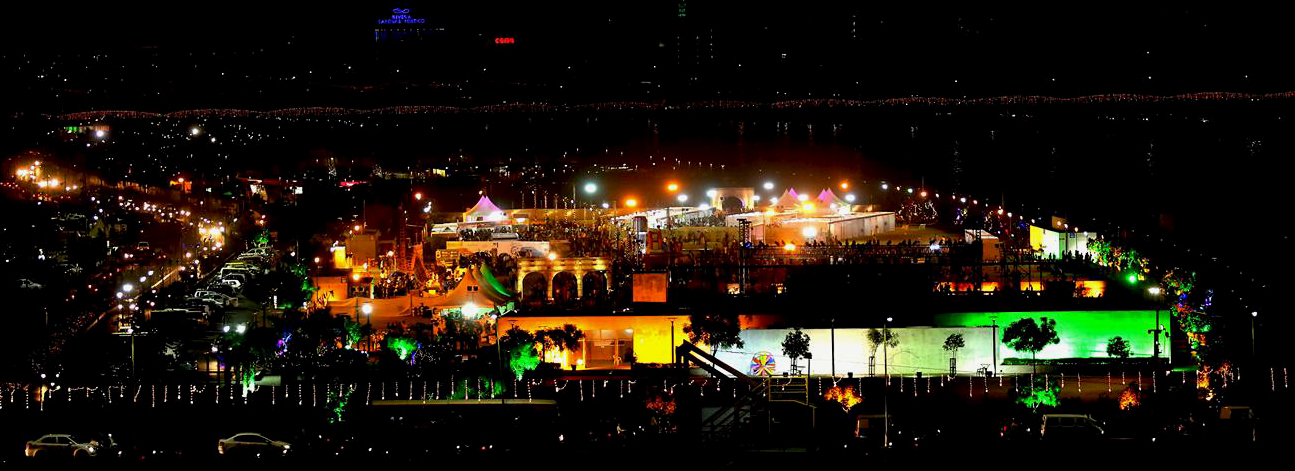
[217,433,290,457]
[222,273,249,285]
[218,279,242,290]
[1040,414,1105,441]
[25,434,101,458]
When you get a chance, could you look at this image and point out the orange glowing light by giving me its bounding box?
[840,182,849,190]
[351,273,361,282]
[1119,388,1140,410]
[783,243,796,251]
[625,198,638,208]
[666,183,679,192]
[353,225,361,232]
[824,385,862,409]
[414,192,423,201]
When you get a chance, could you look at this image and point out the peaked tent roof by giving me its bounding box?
[775,188,802,210]
[465,196,503,217]
[817,189,849,208]
[424,264,516,308]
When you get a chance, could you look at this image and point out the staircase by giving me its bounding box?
[676,342,815,443]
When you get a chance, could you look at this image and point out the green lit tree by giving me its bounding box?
[683,311,745,354]
[500,326,540,380]
[1002,317,1060,374]
[780,328,812,374]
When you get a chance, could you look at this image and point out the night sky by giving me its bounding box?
[4,3,1293,100]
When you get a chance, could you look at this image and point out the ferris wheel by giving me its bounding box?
[750,351,776,376]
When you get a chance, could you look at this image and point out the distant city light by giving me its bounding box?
[601,202,610,209]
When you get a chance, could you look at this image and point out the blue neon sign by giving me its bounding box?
[378,8,426,25]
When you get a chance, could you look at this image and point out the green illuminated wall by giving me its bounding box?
[934,311,1164,361]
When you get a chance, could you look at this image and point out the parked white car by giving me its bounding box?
[25,434,99,458]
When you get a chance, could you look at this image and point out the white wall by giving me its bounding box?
[712,327,998,378]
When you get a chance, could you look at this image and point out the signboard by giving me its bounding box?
[632,273,668,303]
[445,241,550,258]
[377,8,426,24]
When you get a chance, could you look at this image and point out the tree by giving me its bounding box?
[500,326,540,380]
[1001,317,1060,374]
[943,333,966,374]
[1106,336,1131,359]
[683,311,745,354]
[781,328,812,374]
[538,324,585,366]
[866,328,899,358]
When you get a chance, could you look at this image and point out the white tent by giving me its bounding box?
[463,196,504,222]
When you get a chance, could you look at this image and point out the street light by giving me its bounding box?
[1252,311,1259,359]
[584,183,597,194]
[414,192,423,201]
[666,183,679,192]
[763,181,774,190]
[678,194,688,203]
[845,194,856,203]
[625,199,638,208]
[706,189,718,198]
[122,283,134,292]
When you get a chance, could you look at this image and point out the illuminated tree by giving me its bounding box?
[500,326,540,380]
[780,328,812,374]
[1001,317,1059,374]
[683,311,745,354]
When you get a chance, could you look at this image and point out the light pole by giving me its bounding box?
[830,318,835,377]
[1148,287,1164,363]
[883,316,892,449]
[361,303,373,350]
[1251,311,1258,359]
[667,317,677,365]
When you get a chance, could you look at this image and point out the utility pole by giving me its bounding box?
[991,316,998,377]
[883,316,891,449]
[830,318,836,377]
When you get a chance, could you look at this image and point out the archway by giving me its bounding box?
[581,271,607,304]
[721,196,745,213]
[552,271,578,307]
[522,272,548,302]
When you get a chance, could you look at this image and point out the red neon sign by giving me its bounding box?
[494,37,515,44]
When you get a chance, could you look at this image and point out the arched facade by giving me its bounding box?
[521,271,549,302]
[515,256,610,301]
[710,187,755,211]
